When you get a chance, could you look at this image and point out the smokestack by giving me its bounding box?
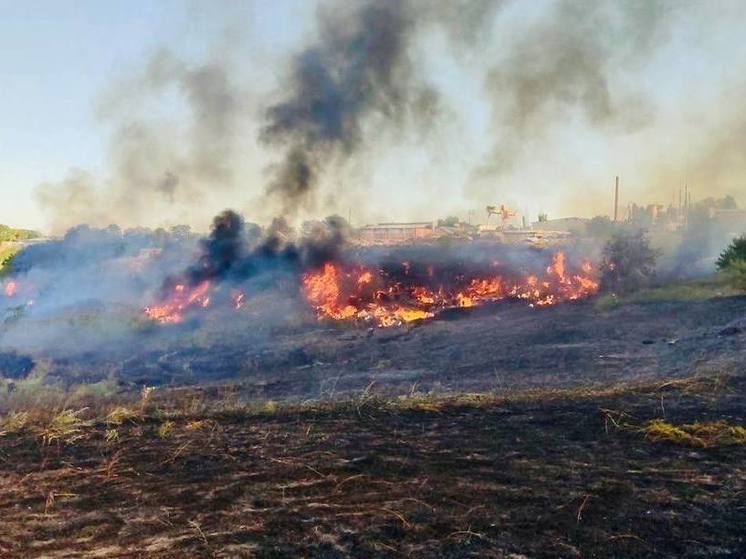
[613,176,619,222]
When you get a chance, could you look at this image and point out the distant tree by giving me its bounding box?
[537,213,548,222]
[717,235,746,270]
[600,230,658,293]
[694,196,739,212]
[437,216,460,227]
[586,216,617,239]
[722,195,739,210]
[170,225,192,240]
[0,224,40,242]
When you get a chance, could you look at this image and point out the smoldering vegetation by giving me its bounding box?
[0,208,603,384]
[0,225,201,356]
[0,212,349,361]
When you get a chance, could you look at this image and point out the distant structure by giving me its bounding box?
[614,176,620,222]
[486,204,517,230]
[532,217,588,235]
[358,222,435,243]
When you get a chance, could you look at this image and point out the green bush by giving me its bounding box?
[717,235,746,270]
[723,259,746,291]
[585,215,617,239]
[600,230,658,294]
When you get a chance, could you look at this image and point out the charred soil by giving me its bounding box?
[0,374,744,558]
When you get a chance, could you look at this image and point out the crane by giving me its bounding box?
[486,204,517,230]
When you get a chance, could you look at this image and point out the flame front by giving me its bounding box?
[3,280,17,297]
[144,280,211,324]
[143,251,599,328]
[302,251,599,327]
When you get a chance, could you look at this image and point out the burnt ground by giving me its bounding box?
[0,374,744,558]
[107,293,746,400]
[1,283,745,557]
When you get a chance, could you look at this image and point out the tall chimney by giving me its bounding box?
[614,176,619,222]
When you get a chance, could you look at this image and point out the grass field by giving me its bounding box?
[594,274,741,310]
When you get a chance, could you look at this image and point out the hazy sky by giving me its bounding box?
[0,0,312,229]
[2,0,746,232]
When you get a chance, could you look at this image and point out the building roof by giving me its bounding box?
[359,222,434,230]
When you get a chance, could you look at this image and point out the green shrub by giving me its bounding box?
[717,235,746,270]
[723,259,746,291]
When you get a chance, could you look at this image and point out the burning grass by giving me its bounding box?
[140,240,599,328]
[301,251,599,327]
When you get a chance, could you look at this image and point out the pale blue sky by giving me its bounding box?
[2,1,746,231]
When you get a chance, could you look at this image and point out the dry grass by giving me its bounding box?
[595,274,741,310]
[0,372,738,452]
[157,420,174,439]
[38,408,92,446]
[105,406,140,426]
[642,419,746,448]
[0,410,29,436]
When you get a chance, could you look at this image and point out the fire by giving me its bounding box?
[302,251,599,327]
[143,250,599,329]
[303,263,359,320]
[231,289,245,309]
[144,280,211,324]
[3,280,17,297]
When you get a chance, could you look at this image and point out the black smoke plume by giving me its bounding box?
[260,0,438,213]
[174,210,347,290]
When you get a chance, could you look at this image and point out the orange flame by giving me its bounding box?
[302,251,599,327]
[144,280,211,324]
[231,289,245,309]
[3,280,17,297]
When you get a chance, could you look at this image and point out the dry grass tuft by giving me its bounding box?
[38,408,92,445]
[0,411,30,436]
[157,420,174,439]
[641,419,746,448]
[106,406,139,426]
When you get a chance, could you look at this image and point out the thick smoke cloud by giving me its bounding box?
[0,224,200,355]
[172,209,347,290]
[260,0,436,213]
